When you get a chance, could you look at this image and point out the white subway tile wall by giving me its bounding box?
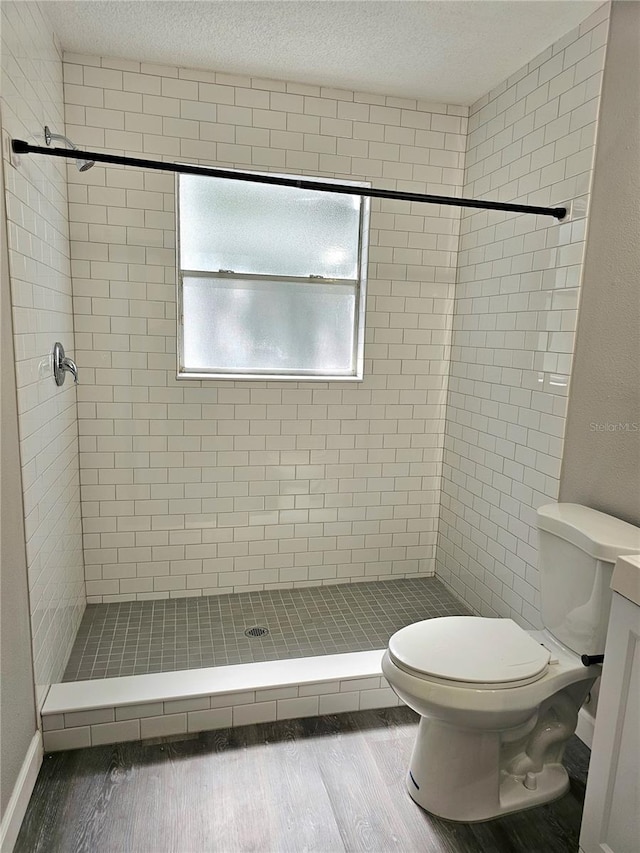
[1,2,85,707]
[63,55,469,602]
[435,6,609,626]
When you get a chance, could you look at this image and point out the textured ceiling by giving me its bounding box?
[44,0,602,105]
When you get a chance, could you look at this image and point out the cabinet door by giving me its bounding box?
[580,592,640,853]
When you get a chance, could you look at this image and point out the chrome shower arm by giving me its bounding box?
[44,125,77,150]
[43,126,94,172]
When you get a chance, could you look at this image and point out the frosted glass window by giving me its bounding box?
[182,277,356,374]
[179,175,360,279]
[177,168,368,380]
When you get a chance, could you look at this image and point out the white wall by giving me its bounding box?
[436,5,609,625]
[1,1,85,707]
[560,0,640,526]
[1,103,38,829]
[63,55,467,602]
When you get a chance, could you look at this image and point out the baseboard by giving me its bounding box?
[576,706,595,749]
[0,731,42,853]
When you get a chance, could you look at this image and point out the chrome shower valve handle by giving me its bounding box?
[53,341,78,386]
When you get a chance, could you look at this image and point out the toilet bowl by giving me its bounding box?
[382,616,595,822]
[383,504,640,823]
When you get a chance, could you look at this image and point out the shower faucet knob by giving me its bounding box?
[53,341,79,386]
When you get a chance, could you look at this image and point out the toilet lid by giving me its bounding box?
[388,617,550,686]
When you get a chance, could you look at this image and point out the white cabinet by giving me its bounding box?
[580,589,640,853]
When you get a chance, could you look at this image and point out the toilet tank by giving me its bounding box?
[537,504,640,656]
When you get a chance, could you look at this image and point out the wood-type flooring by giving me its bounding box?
[16,707,590,853]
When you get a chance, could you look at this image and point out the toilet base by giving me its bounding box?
[405,716,570,822]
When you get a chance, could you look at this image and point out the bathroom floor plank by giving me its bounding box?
[15,707,590,853]
[312,712,425,852]
[14,739,136,853]
[257,719,346,853]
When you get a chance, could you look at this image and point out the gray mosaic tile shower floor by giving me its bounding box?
[63,577,469,682]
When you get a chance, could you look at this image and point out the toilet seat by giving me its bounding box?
[388,616,551,690]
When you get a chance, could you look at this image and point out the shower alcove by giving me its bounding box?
[15,25,599,753]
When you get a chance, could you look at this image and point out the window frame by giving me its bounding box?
[175,169,369,382]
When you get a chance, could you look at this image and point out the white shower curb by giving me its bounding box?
[40,650,399,751]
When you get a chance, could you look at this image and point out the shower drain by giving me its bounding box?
[244,626,270,638]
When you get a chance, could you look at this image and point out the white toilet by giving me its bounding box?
[382,503,640,822]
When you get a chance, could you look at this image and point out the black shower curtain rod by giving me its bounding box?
[11,139,567,220]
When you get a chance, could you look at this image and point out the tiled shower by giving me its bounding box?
[2,0,609,742]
